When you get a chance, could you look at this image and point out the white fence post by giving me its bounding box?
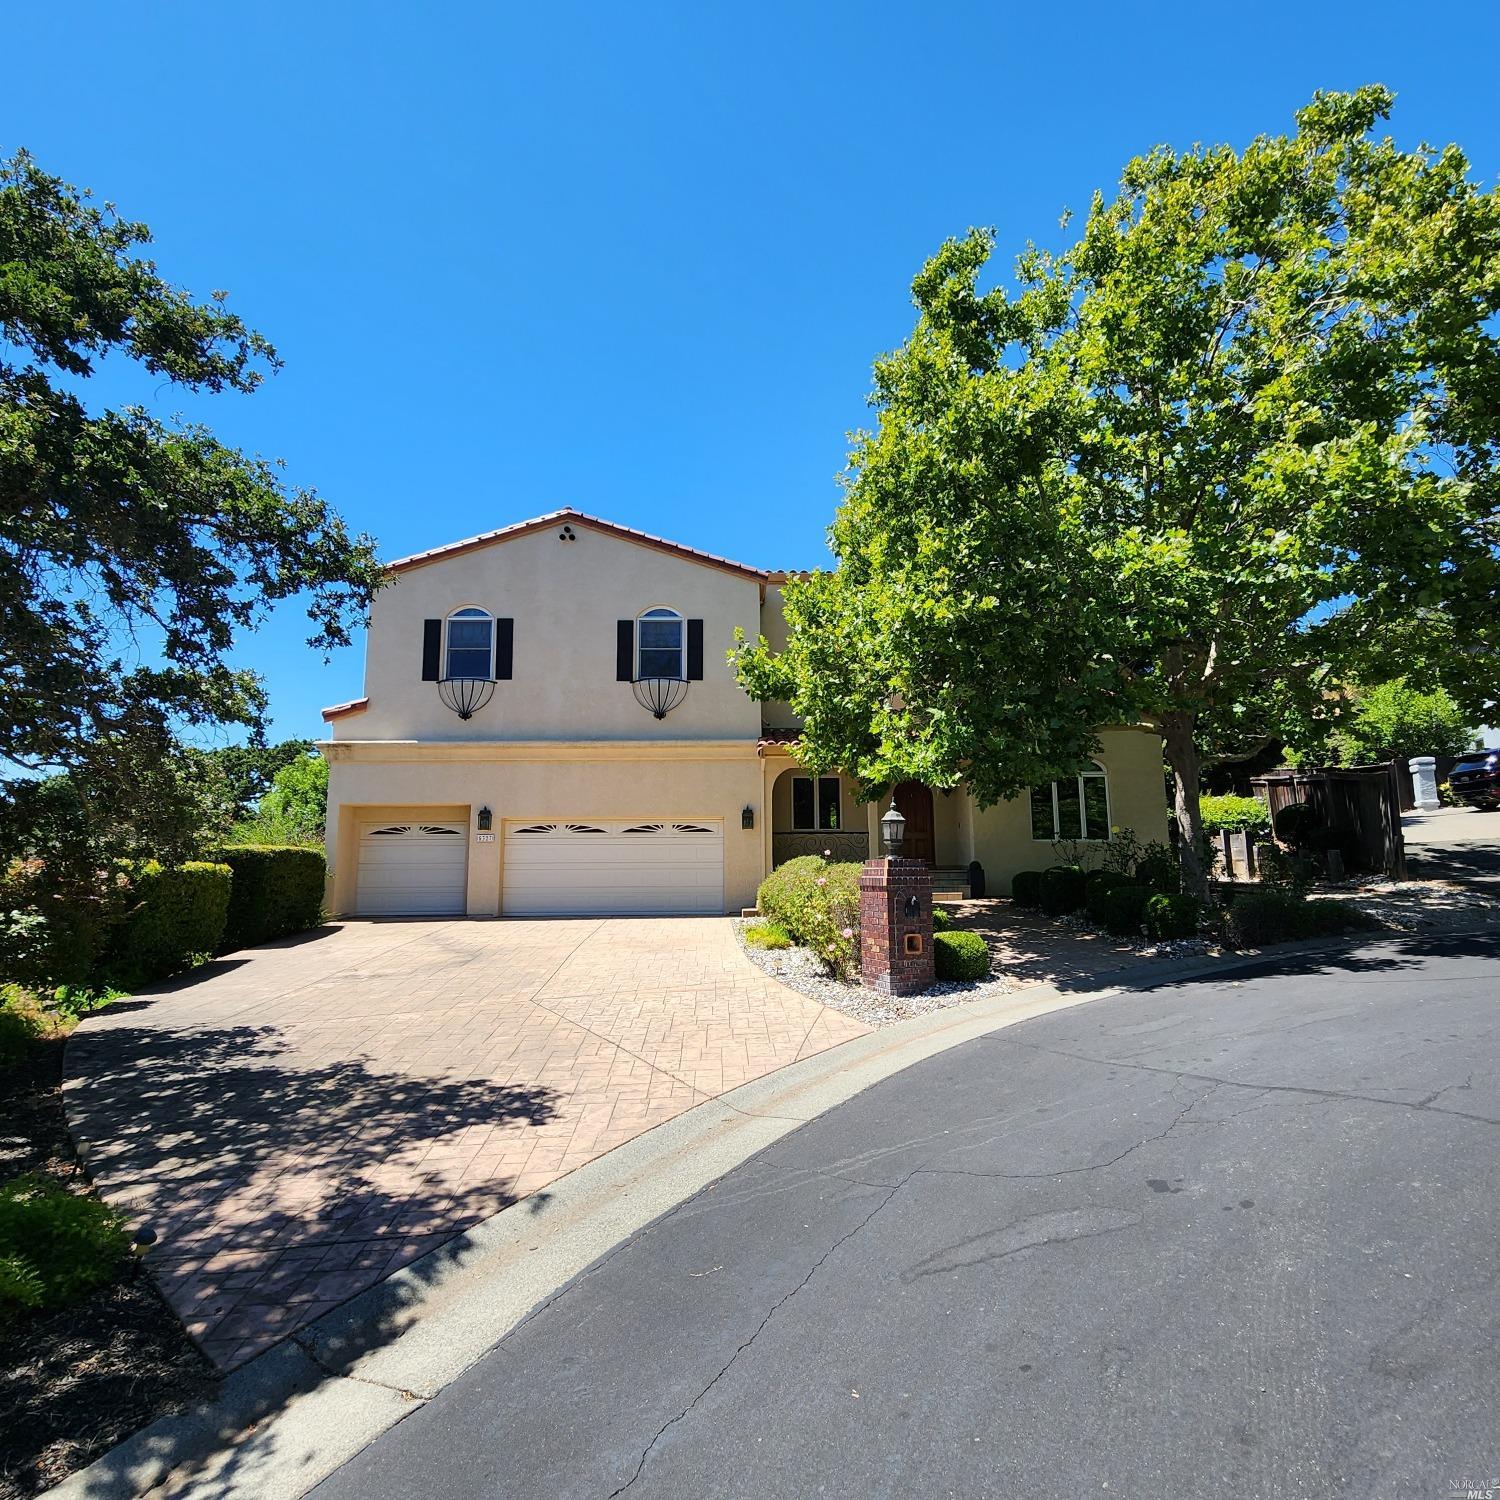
[1410,755,1441,813]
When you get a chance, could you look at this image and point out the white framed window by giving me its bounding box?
[791,776,842,831]
[445,607,494,680]
[1030,762,1110,841]
[636,607,684,680]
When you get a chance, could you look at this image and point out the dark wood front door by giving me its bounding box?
[893,781,935,864]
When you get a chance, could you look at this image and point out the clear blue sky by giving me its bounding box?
[8,1,1500,742]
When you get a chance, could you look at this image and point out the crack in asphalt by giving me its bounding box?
[989,1037,1500,1126]
[606,1183,900,1497]
[902,1204,1144,1281]
[912,1080,1220,1182]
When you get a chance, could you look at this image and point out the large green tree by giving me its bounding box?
[737,87,1500,896]
[0,150,381,826]
[1298,678,1479,765]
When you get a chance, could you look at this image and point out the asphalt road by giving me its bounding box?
[313,933,1500,1500]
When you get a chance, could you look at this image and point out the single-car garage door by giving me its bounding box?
[356,821,468,915]
[503,820,724,916]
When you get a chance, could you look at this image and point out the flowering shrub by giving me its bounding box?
[756,856,861,977]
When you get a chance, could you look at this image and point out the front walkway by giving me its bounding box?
[63,919,868,1370]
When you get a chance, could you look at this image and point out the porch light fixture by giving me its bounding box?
[437,676,496,720]
[880,800,907,856]
[631,675,689,720]
[742,805,755,830]
[476,806,493,832]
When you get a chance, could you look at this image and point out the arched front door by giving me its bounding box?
[893,781,935,864]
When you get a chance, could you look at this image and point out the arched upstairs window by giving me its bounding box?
[445,607,494,679]
[1030,762,1110,841]
[636,607,684,680]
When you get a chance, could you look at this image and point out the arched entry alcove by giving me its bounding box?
[768,765,871,867]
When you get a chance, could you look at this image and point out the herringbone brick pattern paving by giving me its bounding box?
[64,918,868,1369]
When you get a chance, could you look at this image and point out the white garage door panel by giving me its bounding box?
[356,823,468,915]
[503,821,724,916]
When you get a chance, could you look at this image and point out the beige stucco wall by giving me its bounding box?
[335,523,765,743]
[756,584,800,729]
[324,742,766,916]
[966,726,1168,895]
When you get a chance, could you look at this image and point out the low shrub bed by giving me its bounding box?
[743,918,792,950]
[0,981,218,1492]
[1220,889,1378,948]
[1039,865,1086,916]
[934,929,990,981]
[1143,892,1201,940]
[1083,870,1127,924]
[1133,847,1181,895]
[1010,870,1044,908]
[211,844,326,951]
[1093,883,1153,938]
[757,856,861,977]
[0,1174,130,1316]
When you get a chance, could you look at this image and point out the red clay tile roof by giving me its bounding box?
[387,508,771,580]
[757,727,803,752]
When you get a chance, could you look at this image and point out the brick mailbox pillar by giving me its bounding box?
[859,857,935,995]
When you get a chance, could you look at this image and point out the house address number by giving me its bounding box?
[476,833,496,843]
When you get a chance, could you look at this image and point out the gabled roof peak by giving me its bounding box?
[387,508,770,581]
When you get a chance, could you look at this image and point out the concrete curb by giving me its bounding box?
[41,930,1445,1499]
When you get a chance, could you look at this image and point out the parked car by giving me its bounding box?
[1448,748,1500,810]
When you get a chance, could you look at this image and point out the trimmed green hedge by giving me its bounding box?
[1039,866,1087,917]
[1010,870,1044,907]
[934,929,989,981]
[211,845,326,951]
[104,861,231,988]
[1144,893,1200,940]
[931,905,953,931]
[0,860,122,991]
[757,856,861,978]
[1199,794,1272,835]
[1093,883,1152,938]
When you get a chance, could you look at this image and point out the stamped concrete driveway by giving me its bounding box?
[64,918,868,1370]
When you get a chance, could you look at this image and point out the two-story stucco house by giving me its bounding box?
[319,508,1168,917]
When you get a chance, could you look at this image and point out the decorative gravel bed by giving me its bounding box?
[733,919,1025,1025]
[1311,877,1500,934]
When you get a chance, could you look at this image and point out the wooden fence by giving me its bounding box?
[1250,764,1406,879]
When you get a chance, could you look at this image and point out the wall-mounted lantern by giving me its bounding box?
[477,806,493,832]
[742,805,755,830]
[880,800,907,856]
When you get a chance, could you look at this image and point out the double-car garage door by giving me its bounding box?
[502,820,724,916]
[354,817,724,917]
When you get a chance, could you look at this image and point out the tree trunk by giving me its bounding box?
[1162,711,1211,902]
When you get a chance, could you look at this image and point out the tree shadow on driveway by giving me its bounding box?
[66,1016,560,1370]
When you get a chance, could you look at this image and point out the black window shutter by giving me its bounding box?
[493,617,514,680]
[616,620,634,681]
[686,619,704,680]
[421,619,442,680]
